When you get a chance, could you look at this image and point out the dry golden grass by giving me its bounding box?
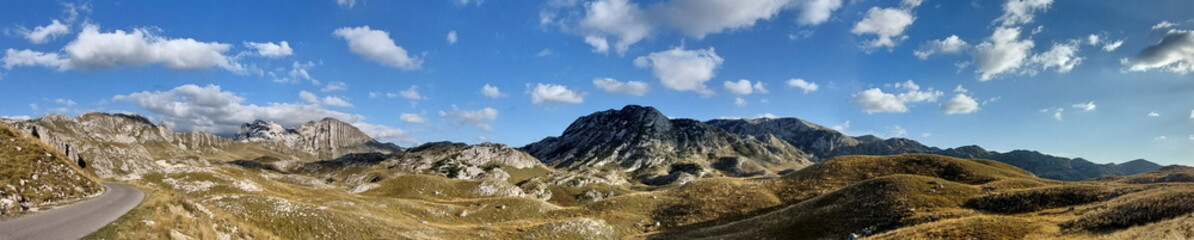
[0,123,103,216]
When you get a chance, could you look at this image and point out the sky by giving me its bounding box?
[1,0,1193,165]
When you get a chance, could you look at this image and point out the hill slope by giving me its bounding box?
[0,123,103,216]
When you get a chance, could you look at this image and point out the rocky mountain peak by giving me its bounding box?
[523,105,812,185]
[234,118,400,159]
[234,120,297,142]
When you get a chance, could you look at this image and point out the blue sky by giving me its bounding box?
[2,0,1193,165]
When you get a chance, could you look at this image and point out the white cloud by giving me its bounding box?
[654,0,789,38]
[1188,109,1193,119]
[753,81,769,94]
[735,97,747,106]
[786,78,818,93]
[321,81,348,92]
[536,49,553,57]
[299,91,319,103]
[1148,111,1160,117]
[793,0,843,25]
[400,113,427,124]
[398,85,423,100]
[272,61,320,85]
[1087,34,1101,46]
[1123,29,1194,74]
[953,85,968,93]
[831,120,850,132]
[593,77,649,96]
[852,80,943,113]
[530,83,585,104]
[453,0,485,6]
[994,0,1053,26]
[439,106,498,131]
[1189,135,1194,141]
[2,49,67,69]
[1155,136,1168,140]
[447,31,458,44]
[634,46,723,95]
[321,96,353,107]
[333,26,422,70]
[1102,40,1123,52]
[1072,101,1096,111]
[481,84,506,98]
[915,35,969,59]
[113,84,409,143]
[336,0,356,8]
[245,41,294,58]
[300,90,352,107]
[576,0,652,54]
[51,98,77,106]
[1030,41,1084,73]
[723,79,756,95]
[5,24,244,72]
[888,125,907,137]
[0,115,32,120]
[852,5,918,50]
[1152,21,1177,30]
[20,20,70,44]
[974,27,1034,81]
[942,94,980,114]
[545,0,843,54]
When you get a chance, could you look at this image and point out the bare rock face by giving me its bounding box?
[235,118,401,159]
[8,113,317,179]
[521,105,812,185]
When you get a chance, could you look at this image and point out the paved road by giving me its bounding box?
[0,183,144,240]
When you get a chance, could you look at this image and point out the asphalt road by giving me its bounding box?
[0,183,144,240]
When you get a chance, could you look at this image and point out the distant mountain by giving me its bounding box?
[235,118,401,159]
[708,117,1162,181]
[522,105,812,185]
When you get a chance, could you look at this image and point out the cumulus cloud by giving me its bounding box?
[786,78,818,93]
[481,84,506,98]
[333,26,422,70]
[942,94,980,114]
[852,80,943,113]
[299,90,352,107]
[734,97,748,106]
[400,113,427,123]
[271,61,319,85]
[593,77,649,96]
[398,85,424,100]
[1148,111,1160,117]
[1123,29,1194,74]
[654,0,789,38]
[321,81,347,92]
[544,0,843,54]
[851,0,921,50]
[4,24,244,72]
[994,0,1053,26]
[723,79,756,95]
[1030,41,1084,73]
[530,83,585,104]
[1153,21,1178,30]
[447,31,458,44]
[888,125,908,137]
[793,0,843,25]
[634,46,723,95]
[113,84,409,143]
[439,106,498,131]
[20,20,70,44]
[915,35,969,59]
[974,27,1035,81]
[245,41,294,58]
[336,0,356,8]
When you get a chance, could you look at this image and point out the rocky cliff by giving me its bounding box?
[522,105,812,184]
[0,123,103,216]
[235,118,401,159]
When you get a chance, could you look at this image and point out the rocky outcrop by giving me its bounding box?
[235,118,401,159]
[389,142,545,181]
[522,105,812,184]
[0,123,103,216]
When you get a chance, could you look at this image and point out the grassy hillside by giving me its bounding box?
[0,123,103,217]
[80,153,1194,239]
